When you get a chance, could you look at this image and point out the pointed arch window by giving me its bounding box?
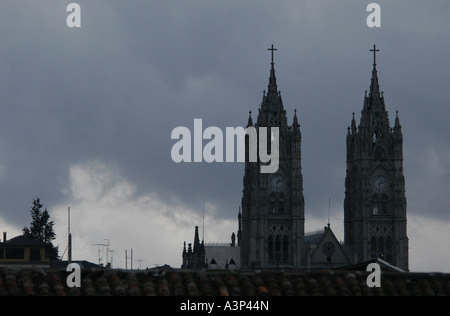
[372,193,390,215]
[274,235,281,261]
[372,194,379,215]
[282,235,289,261]
[385,236,392,263]
[269,193,285,214]
[378,236,385,259]
[269,194,276,213]
[268,235,274,261]
[268,233,289,263]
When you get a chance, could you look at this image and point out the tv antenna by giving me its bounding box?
[202,198,205,242]
[60,206,73,262]
[92,239,110,266]
[109,249,115,268]
[328,197,331,229]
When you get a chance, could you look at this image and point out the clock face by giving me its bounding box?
[371,175,389,193]
[269,174,286,192]
[322,242,335,257]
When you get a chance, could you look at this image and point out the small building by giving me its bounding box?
[0,232,57,265]
[205,241,240,270]
[182,227,240,270]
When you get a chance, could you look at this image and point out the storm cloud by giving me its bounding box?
[0,1,449,271]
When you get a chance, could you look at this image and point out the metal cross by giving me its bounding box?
[370,44,380,65]
[268,44,278,65]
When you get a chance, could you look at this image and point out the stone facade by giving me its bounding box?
[239,47,305,269]
[344,46,409,270]
[181,45,408,271]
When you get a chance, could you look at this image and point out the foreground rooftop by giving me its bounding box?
[0,265,449,296]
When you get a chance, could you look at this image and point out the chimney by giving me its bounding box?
[2,232,6,243]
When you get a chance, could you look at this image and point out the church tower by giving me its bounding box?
[240,45,305,269]
[344,45,409,270]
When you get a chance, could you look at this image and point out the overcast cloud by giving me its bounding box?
[0,1,449,272]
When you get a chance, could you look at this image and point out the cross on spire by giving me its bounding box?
[370,44,380,65]
[268,44,278,65]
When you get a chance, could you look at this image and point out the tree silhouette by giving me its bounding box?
[23,197,56,244]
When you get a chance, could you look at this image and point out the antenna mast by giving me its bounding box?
[328,197,331,229]
[68,207,72,263]
[202,199,205,242]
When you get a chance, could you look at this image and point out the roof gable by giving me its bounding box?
[308,226,351,267]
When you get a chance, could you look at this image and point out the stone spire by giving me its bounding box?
[292,109,299,128]
[344,45,409,270]
[246,111,253,128]
[369,44,381,99]
[257,44,287,130]
[267,44,278,97]
[194,226,200,249]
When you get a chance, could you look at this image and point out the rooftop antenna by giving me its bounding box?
[125,248,133,270]
[109,249,115,268]
[202,198,205,242]
[92,241,109,266]
[328,197,331,229]
[93,244,104,265]
[68,207,72,263]
[104,239,110,266]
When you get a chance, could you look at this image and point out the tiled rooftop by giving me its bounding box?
[0,267,449,296]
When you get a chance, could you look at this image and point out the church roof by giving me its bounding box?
[0,267,448,296]
[304,230,325,245]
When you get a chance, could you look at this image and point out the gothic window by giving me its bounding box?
[274,235,281,261]
[378,236,385,259]
[372,204,379,215]
[372,194,379,215]
[268,234,289,263]
[372,194,390,215]
[282,235,289,261]
[386,236,392,263]
[269,194,276,213]
[268,235,274,261]
[269,193,285,213]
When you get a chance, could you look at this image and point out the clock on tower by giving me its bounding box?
[239,45,305,269]
[344,45,409,271]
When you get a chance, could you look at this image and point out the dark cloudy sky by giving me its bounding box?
[0,1,449,272]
